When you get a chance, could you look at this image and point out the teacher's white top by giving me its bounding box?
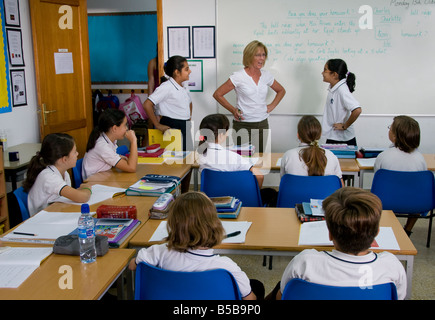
[230,69,275,122]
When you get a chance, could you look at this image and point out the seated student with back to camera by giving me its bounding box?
[267,187,407,300]
[280,115,343,185]
[197,113,264,188]
[129,191,264,300]
[374,115,427,236]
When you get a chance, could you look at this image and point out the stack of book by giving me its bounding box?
[210,196,242,219]
[126,174,180,197]
[359,147,384,158]
[295,199,325,223]
[321,144,358,158]
[228,144,255,157]
[94,218,141,248]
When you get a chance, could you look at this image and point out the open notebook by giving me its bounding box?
[0,247,52,288]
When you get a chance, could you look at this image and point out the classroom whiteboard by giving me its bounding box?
[217,0,435,115]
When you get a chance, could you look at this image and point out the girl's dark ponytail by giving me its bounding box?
[23,133,74,192]
[163,55,187,80]
[86,109,126,152]
[326,59,356,93]
[297,116,327,176]
[198,114,230,156]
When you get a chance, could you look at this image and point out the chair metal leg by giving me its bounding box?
[268,256,273,270]
[427,211,433,248]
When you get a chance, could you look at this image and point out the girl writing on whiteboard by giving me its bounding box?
[24,133,91,217]
[143,55,193,151]
[213,40,286,153]
[321,59,362,146]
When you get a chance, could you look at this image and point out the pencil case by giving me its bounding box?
[53,235,109,256]
[96,205,137,219]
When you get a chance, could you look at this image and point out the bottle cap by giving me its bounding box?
[81,203,90,213]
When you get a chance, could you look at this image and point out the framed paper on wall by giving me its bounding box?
[3,0,20,27]
[6,28,24,66]
[187,60,203,92]
[167,26,190,58]
[192,26,215,58]
[10,69,26,106]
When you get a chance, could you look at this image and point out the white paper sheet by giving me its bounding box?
[298,220,400,250]
[149,221,252,244]
[0,247,53,288]
[1,211,82,241]
[57,184,126,206]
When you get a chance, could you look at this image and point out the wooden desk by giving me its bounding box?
[0,248,135,300]
[3,143,41,190]
[357,153,435,188]
[192,152,360,190]
[130,207,417,299]
[85,162,192,184]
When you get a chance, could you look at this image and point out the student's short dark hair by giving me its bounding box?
[391,115,420,153]
[323,187,382,255]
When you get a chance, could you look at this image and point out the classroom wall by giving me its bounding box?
[162,0,435,155]
[0,0,39,148]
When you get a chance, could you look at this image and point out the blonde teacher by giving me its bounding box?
[213,40,286,153]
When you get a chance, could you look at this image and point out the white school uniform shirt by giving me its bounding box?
[148,77,192,120]
[82,133,121,180]
[28,165,71,217]
[135,243,252,298]
[280,249,407,300]
[197,142,253,173]
[322,79,360,141]
[374,145,427,173]
[280,144,342,178]
[229,69,275,122]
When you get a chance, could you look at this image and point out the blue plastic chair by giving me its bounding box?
[72,158,83,188]
[371,169,435,248]
[282,278,398,300]
[134,262,242,300]
[116,145,129,156]
[200,169,262,207]
[277,174,342,208]
[13,187,30,221]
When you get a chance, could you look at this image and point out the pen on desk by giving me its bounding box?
[13,232,37,237]
[225,231,241,238]
[112,192,126,199]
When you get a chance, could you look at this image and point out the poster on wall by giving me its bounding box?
[3,0,20,27]
[167,26,190,58]
[0,0,11,114]
[10,69,26,106]
[6,28,24,66]
[187,60,203,92]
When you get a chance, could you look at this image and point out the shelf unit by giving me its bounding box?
[0,146,10,234]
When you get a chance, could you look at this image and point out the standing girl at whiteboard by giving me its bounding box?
[143,55,193,151]
[24,133,91,217]
[321,59,362,146]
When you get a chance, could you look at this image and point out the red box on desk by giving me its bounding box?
[96,205,137,219]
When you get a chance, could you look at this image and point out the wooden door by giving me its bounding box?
[30,0,93,157]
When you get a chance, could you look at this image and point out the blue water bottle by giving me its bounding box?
[78,204,96,263]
